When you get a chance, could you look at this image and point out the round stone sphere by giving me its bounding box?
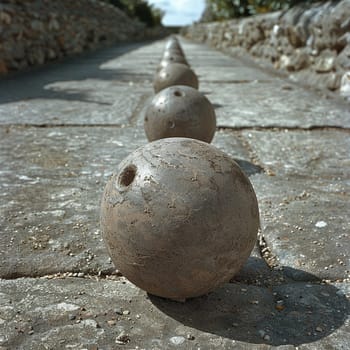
[100,138,260,301]
[144,85,216,143]
[163,50,187,64]
[153,63,198,93]
[165,38,183,54]
[158,55,188,69]
[164,47,185,58]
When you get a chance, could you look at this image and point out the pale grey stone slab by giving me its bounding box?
[202,81,350,128]
[242,129,350,179]
[0,81,151,126]
[251,174,349,280]
[0,126,147,278]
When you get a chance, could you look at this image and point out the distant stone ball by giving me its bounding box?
[164,38,184,54]
[162,50,187,64]
[100,138,260,301]
[144,85,216,143]
[163,47,186,58]
[153,63,198,93]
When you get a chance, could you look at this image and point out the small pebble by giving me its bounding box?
[122,310,130,315]
[170,336,185,345]
[187,334,195,340]
[68,314,76,320]
[316,326,323,332]
[114,307,123,315]
[116,331,130,344]
[315,221,327,228]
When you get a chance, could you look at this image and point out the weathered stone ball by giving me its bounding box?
[144,85,216,143]
[165,38,183,54]
[156,56,188,73]
[158,55,188,69]
[100,138,260,301]
[163,50,187,63]
[153,63,198,93]
[163,47,185,58]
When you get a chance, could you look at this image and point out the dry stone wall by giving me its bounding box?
[182,0,350,98]
[0,0,167,74]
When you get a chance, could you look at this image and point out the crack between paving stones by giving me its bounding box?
[1,269,122,281]
[258,230,279,269]
[201,79,272,84]
[218,126,350,132]
[1,125,349,132]
[0,123,127,128]
[255,232,350,285]
[236,131,270,175]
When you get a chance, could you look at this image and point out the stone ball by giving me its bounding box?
[144,85,216,143]
[158,55,188,69]
[100,138,260,301]
[163,50,187,62]
[163,47,186,58]
[153,63,198,93]
[165,38,184,54]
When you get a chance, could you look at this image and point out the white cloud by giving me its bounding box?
[148,0,205,26]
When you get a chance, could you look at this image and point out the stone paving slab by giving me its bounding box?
[242,130,350,179]
[0,81,150,126]
[0,126,148,278]
[0,277,348,349]
[202,81,350,128]
[0,126,257,278]
[241,130,349,279]
[251,174,349,280]
[181,41,275,82]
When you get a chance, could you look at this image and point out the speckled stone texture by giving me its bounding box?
[0,38,349,349]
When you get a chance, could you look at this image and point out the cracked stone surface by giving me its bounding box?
[0,37,349,349]
[251,175,349,280]
[205,82,350,128]
[0,277,348,349]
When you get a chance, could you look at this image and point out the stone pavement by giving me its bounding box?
[0,39,349,349]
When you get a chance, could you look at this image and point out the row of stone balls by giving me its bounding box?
[144,36,217,144]
[100,36,260,301]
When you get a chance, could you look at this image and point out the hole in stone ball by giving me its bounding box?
[145,116,148,122]
[174,90,183,97]
[118,165,137,187]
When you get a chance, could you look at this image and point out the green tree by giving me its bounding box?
[105,0,164,27]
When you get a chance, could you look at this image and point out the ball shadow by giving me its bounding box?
[149,258,349,346]
[234,158,263,177]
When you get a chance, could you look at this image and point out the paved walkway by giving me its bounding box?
[0,38,349,349]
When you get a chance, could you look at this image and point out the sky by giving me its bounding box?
[147,0,206,26]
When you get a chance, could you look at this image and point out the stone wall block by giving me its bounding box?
[0,11,12,25]
[314,49,337,73]
[336,44,350,69]
[340,71,350,98]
